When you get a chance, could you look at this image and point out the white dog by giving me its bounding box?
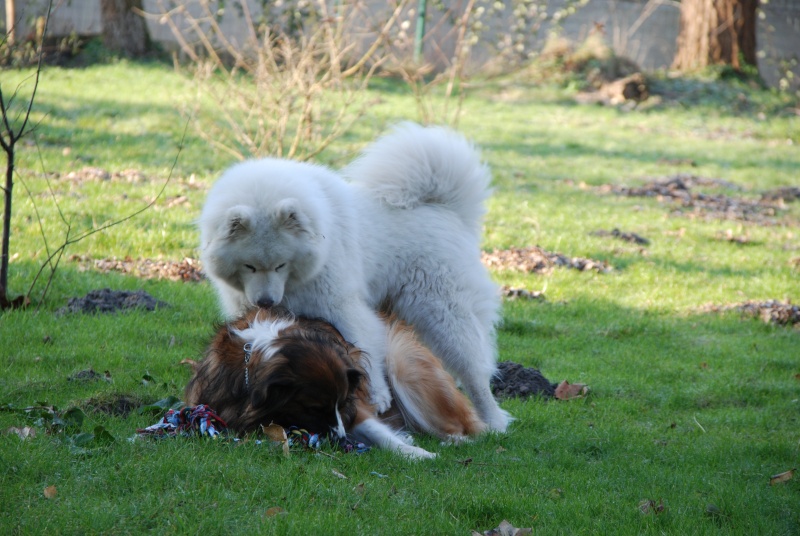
[198,123,510,431]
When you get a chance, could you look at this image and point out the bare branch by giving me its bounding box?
[26,118,190,307]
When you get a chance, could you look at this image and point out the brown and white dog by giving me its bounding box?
[185,307,485,459]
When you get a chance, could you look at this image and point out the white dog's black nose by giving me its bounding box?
[256,298,275,308]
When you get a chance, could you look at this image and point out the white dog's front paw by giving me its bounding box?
[397,444,438,460]
[369,379,393,413]
[481,406,514,433]
[441,434,471,446]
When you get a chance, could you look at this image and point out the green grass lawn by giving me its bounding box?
[1,60,799,535]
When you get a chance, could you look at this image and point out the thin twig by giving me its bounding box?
[26,118,190,309]
[693,415,707,433]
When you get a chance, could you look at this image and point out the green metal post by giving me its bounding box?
[413,0,427,63]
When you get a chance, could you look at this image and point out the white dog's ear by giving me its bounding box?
[274,199,311,235]
[223,205,254,239]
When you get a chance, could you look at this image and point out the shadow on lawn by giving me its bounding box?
[481,135,796,181]
[31,95,209,171]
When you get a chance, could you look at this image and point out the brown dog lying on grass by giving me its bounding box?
[185,307,485,459]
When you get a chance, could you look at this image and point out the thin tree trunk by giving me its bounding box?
[672,0,758,73]
[5,0,15,46]
[1,143,12,303]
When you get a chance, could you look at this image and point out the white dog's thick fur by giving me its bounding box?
[198,123,510,431]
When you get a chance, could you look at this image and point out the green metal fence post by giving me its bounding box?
[414,0,427,63]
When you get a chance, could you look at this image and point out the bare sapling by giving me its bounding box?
[0,4,51,309]
[1,2,183,310]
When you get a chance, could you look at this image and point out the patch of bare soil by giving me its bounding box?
[56,288,169,315]
[84,394,144,417]
[72,248,608,284]
[63,166,149,184]
[500,286,546,300]
[597,174,798,225]
[70,255,204,282]
[55,166,206,193]
[761,187,800,204]
[67,369,111,382]
[482,246,612,274]
[590,228,650,246]
[491,361,557,399]
[702,299,800,327]
[575,72,650,106]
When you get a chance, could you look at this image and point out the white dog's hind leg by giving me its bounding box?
[401,300,512,432]
[353,419,437,460]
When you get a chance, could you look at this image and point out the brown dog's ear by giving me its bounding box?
[237,375,297,431]
[346,368,364,394]
[248,371,296,412]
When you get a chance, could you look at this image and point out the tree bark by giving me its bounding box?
[100,0,151,57]
[671,0,758,73]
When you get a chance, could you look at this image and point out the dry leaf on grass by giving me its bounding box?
[472,519,532,536]
[769,469,795,485]
[43,486,57,499]
[7,426,36,440]
[704,503,727,521]
[638,498,666,515]
[263,506,286,518]
[554,380,589,400]
[261,423,290,457]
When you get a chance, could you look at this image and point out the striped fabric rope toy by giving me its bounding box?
[137,404,228,438]
[137,405,370,454]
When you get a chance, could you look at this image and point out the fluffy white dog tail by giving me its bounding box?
[344,122,492,234]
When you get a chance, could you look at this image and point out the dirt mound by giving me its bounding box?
[57,288,169,315]
[599,174,797,225]
[702,299,800,327]
[482,246,611,275]
[491,361,557,399]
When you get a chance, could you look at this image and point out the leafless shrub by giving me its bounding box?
[380,0,588,126]
[147,0,406,162]
[2,2,176,310]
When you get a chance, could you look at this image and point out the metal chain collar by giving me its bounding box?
[243,342,253,393]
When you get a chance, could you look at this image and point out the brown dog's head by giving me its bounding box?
[185,308,367,438]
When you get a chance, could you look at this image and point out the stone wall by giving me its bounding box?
[4,0,799,90]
